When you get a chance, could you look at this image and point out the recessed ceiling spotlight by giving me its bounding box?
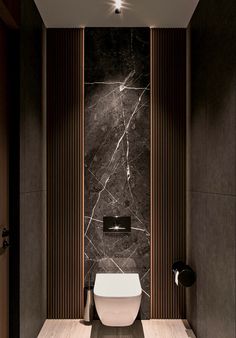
[109,0,129,16]
[115,0,122,14]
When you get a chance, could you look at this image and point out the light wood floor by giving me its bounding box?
[38,319,196,338]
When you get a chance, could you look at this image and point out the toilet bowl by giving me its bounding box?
[94,273,142,327]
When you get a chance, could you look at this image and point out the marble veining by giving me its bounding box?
[84,28,150,318]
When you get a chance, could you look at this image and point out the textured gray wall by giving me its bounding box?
[84,28,150,319]
[20,0,46,337]
[187,1,236,338]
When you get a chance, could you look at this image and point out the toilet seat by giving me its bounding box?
[94,273,142,298]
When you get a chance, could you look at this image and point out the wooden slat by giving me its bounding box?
[47,28,84,319]
[151,28,186,319]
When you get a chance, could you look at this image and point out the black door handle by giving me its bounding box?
[3,240,10,249]
[0,227,10,252]
[2,228,9,237]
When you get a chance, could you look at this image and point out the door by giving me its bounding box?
[0,20,9,338]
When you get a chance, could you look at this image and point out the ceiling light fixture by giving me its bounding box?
[115,0,122,14]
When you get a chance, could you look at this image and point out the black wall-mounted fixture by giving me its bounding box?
[0,226,10,253]
[172,261,196,287]
[103,216,131,233]
[2,228,9,238]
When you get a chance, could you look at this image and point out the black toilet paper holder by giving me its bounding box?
[172,261,196,287]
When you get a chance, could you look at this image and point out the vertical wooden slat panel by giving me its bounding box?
[151,28,186,319]
[47,28,84,319]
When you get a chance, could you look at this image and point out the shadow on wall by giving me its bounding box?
[90,320,145,338]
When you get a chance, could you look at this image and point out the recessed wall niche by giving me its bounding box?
[84,28,150,318]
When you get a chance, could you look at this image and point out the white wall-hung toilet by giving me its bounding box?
[94,273,142,327]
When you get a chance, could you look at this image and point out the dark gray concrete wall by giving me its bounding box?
[187,1,236,338]
[20,0,46,337]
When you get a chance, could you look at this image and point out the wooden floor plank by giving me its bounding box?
[38,319,195,338]
[142,320,190,338]
[38,320,92,338]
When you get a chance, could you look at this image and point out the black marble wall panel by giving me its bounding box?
[187,1,236,337]
[84,28,150,319]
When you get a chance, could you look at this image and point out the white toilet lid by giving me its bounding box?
[94,273,142,298]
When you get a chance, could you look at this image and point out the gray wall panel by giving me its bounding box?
[20,0,46,336]
[187,1,236,337]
